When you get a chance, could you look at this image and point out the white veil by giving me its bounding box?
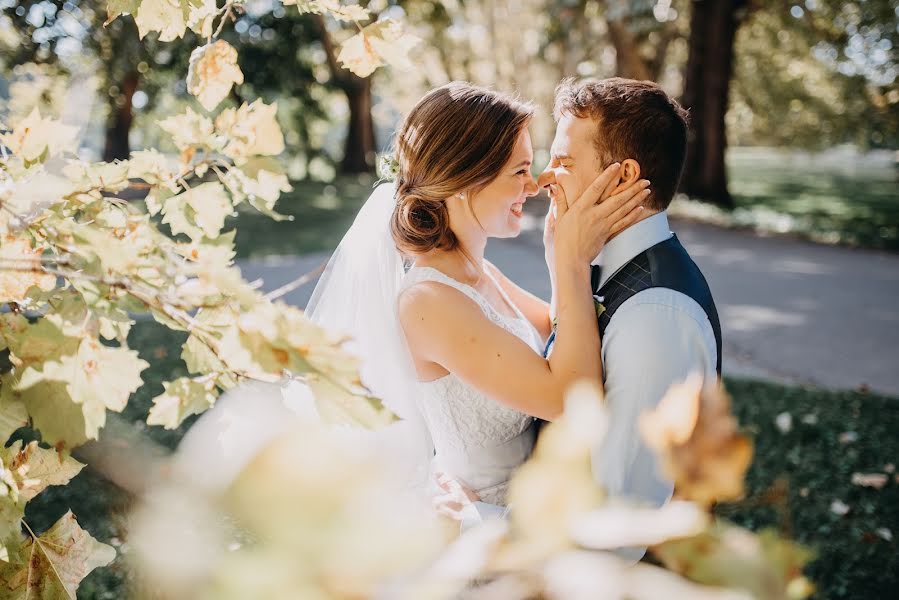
[298,182,434,491]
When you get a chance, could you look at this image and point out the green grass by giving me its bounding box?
[672,148,899,252]
[22,321,899,599]
[717,379,898,599]
[229,176,377,259]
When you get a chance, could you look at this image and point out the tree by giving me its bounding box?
[730,0,899,151]
[313,12,377,174]
[602,0,684,82]
[679,0,750,208]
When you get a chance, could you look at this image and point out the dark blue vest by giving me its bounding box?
[544,234,722,375]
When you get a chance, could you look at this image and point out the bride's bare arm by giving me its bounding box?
[400,167,650,420]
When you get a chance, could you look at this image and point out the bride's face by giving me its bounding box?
[466,129,539,239]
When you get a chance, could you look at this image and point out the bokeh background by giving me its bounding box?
[1,1,898,598]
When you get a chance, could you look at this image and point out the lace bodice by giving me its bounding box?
[401,266,543,505]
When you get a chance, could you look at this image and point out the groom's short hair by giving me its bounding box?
[553,77,688,210]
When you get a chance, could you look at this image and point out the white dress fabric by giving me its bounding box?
[401,266,543,505]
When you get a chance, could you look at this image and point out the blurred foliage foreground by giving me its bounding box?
[29,321,899,599]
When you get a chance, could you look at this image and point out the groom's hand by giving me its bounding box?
[433,472,481,521]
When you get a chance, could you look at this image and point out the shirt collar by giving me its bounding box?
[592,211,673,289]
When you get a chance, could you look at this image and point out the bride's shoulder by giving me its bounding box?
[398,269,485,324]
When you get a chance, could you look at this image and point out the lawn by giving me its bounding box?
[228,176,378,259]
[22,321,899,599]
[672,147,899,252]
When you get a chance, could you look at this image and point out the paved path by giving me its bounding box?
[238,219,899,397]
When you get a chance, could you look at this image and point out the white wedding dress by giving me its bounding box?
[402,266,543,505]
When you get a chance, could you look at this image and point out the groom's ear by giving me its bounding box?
[611,159,641,195]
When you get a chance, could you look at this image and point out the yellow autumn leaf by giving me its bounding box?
[159,106,217,152]
[147,376,218,430]
[640,378,753,507]
[163,182,233,240]
[654,523,815,600]
[0,107,78,163]
[285,0,371,22]
[215,100,285,163]
[1,440,84,503]
[0,237,56,303]
[639,373,702,447]
[337,19,421,77]
[221,167,292,218]
[62,159,131,193]
[134,0,192,42]
[186,40,245,112]
[186,0,217,37]
[128,149,178,188]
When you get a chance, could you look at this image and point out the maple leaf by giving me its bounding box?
[147,376,218,429]
[0,237,56,303]
[337,19,421,77]
[0,108,77,163]
[186,40,245,112]
[17,338,148,439]
[640,376,753,506]
[1,440,84,503]
[0,511,115,598]
[215,100,285,164]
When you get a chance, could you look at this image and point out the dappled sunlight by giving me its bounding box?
[723,304,806,333]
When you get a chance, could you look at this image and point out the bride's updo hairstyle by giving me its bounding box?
[390,82,534,256]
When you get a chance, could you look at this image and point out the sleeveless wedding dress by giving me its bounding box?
[401,266,544,505]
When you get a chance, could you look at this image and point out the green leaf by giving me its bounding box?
[654,522,815,600]
[0,378,28,442]
[17,339,148,439]
[15,381,90,449]
[0,315,79,369]
[0,511,115,599]
[147,376,218,430]
[105,0,140,25]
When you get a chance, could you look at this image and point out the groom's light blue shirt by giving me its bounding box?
[466,212,719,562]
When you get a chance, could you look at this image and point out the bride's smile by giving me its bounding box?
[464,128,539,240]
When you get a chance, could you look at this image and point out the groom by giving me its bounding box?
[439,78,722,558]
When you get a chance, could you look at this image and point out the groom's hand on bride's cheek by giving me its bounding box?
[433,472,480,521]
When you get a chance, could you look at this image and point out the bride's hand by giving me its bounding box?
[553,163,651,268]
[433,472,480,521]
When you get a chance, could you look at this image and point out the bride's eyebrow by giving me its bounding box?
[511,159,532,169]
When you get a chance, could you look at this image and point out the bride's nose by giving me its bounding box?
[524,174,539,197]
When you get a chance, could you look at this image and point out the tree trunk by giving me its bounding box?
[312,14,377,174]
[102,71,139,162]
[680,0,747,208]
[339,77,376,174]
[607,20,652,80]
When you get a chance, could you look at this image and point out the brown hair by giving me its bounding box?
[553,77,689,210]
[390,82,533,255]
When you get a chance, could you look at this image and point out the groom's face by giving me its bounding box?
[537,114,603,207]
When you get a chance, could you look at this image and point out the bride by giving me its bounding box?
[299,82,649,515]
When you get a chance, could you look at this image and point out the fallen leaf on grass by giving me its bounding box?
[851,472,888,489]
